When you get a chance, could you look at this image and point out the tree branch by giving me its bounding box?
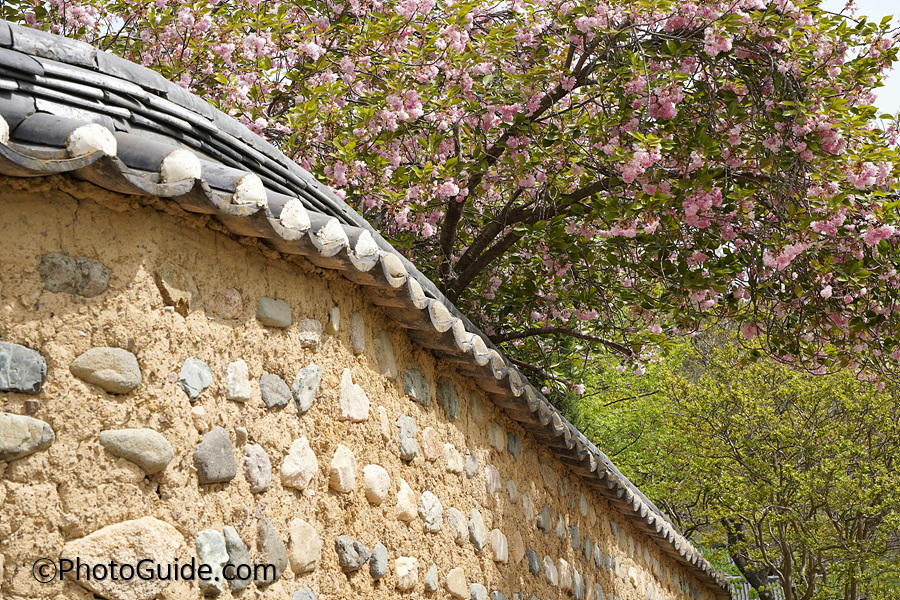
[491,326,634,358]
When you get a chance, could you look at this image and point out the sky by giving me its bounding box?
[820,0,900,115]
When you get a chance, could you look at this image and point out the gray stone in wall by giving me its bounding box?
[555,513,567,539]
[369,542,387,579]
[39,253,109,297]
[291,364,321,415]
[193,426,237,484]
[573,569,584,600]
[350,312,366,353]
[70,347,141,393]
[397,414,417,461]
[196,529,229,595]
[0,341,47,393]
[260,371,291,408]
[297,318,323,351]
[506,432,521,460]
[243,443,271,493]
[402,369,431,406]
[178,357,213,401]
[604,553,612,572]
[418,491,443,533]
[225,359,251,401]
[491,592,506,600]
[468,508,487,552]
[464,452,479,478]
[582,536,591,562]
[257,517,288,585]
[294,589,318,600]
[609,518,618,536]
[374,330,398,379]
[485,465,501,495]
[99,428,173,474]
[256,297,292,327]
[436,376,459,421]
[536,506,552,533]
[425,563,439,591]
[594,545,603,570]
[223,525,252,592]
[470,583,488,600]
[335,535,370,572]
[596,583,605,600]
[447,507,468,545]
[570,524,580,550]
[0,413,54,462]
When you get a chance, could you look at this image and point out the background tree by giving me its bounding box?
[7,0,900,389]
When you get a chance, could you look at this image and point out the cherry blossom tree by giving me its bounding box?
[11,0,900,389]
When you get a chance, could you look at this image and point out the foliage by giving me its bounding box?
[7,0,900,388]
[566,336,900,600]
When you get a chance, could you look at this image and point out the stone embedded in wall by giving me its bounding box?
[464,452,479,478]
[436,377,459,421]
[492,592,506,600]
[0,341,47,394]
[327,306,340,334]
[374,330,398,379]
[445,567,468,599]
[99,428,173,474]
[570,524,580,550]
[447,508,468,545]
[196,529,229,595]
[424,563,439,591]
[154,261,198,316]
[370,542,387,579]
[555,513,567,539]
[536,506,552,533]
[350,312,365,354]
[521,491,534,521]
[191,405,210,433]
[223,526,252,591]
[329,444,357,493]
[559,559,573,591]
[418,491,443,533]
[257,518,288,586]
[211,287,243,320]
[468,508,487,552]
[422,427,440,461]
[0,412,55,462]
[490,529,508,563]
[335,535,371,572]
[558,476,569,498]
[338,368,369,422]
[396,556,419,591]
[506,480,519,502]
[526,549,540,575]
[510,530,525,565]
[541,462,558,493]
[291,363,321,415]
[243,443,272,493]
[61,516,184,600]
[579,493,588,517]
[543,555,558,586]
[282,436,318,491]
[602,551,610,572]
[193,427,237,484]
[225,359,251,401]
[256,297,292,328]
[471,583,488,600]
[297,318,323,351]
[469,391,486,421]
[70,347,141,394]
[582,536,591,562]
[363,464,390,505]
[289,518,322,574]
[488,422,505,451]
[445,443,463,474]
[39,253,109,297]
[507,432,521,460]
[178,357,213,401]
[260,371,291,408]
[397,414,417,461]
[485,465,501,495]
[378,406,391,441]
[396,478,418,522]
[402,369,431,406]
[573,569,584,600]
[294,589,318,600]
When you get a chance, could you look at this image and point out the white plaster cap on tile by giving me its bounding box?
[232,173,267,208]
[66,123,117,157]
[0,115,8,145]
[279,198,311,231]
[429,300,455,333]
[406,277,428,309]
[311,217,349,256]
[470,335,491,367]
[159,148,202,182]
[380,253,407,287]
[349,229,381,271]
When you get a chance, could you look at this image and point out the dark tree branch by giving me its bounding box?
[491,326,634,358]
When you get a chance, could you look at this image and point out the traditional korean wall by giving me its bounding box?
[0,176,718,600]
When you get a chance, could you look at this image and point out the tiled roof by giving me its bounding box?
[0,20,730,596]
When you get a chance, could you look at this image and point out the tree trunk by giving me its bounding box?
[722,518,777,600]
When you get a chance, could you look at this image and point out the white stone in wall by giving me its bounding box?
[288,518,322,574]
[559,558,573,591]
[327,306,340,334]
[521,491,534,521]
[424,564,439,591]
[373,330,398,379]
[579,492,588,516]
[444,443,463,474]
[510,530,525,564]
[350,312,365,354]
[628,566,637,587]
[297,318,323,351]
[363,464,390,505]
[485,465,501,495]
[556,513,567,539]
[225,359,252,401]
[468,508,488,552]
[445,567,468,599]
[418,491,443,533]
[329,444,356,493]
[196,529,229,595]
[488,421,505,451]
[281,436,318,491]
[190,405,209,433]
[447,508,468,545]
[490,529,508,563]
[396,478,417,522]
[395,557,419,591]
[422,427,440,461]
[543,555,558,586]
[378,406,390,441]
[506,479,519,502]
[338,369,369,422]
